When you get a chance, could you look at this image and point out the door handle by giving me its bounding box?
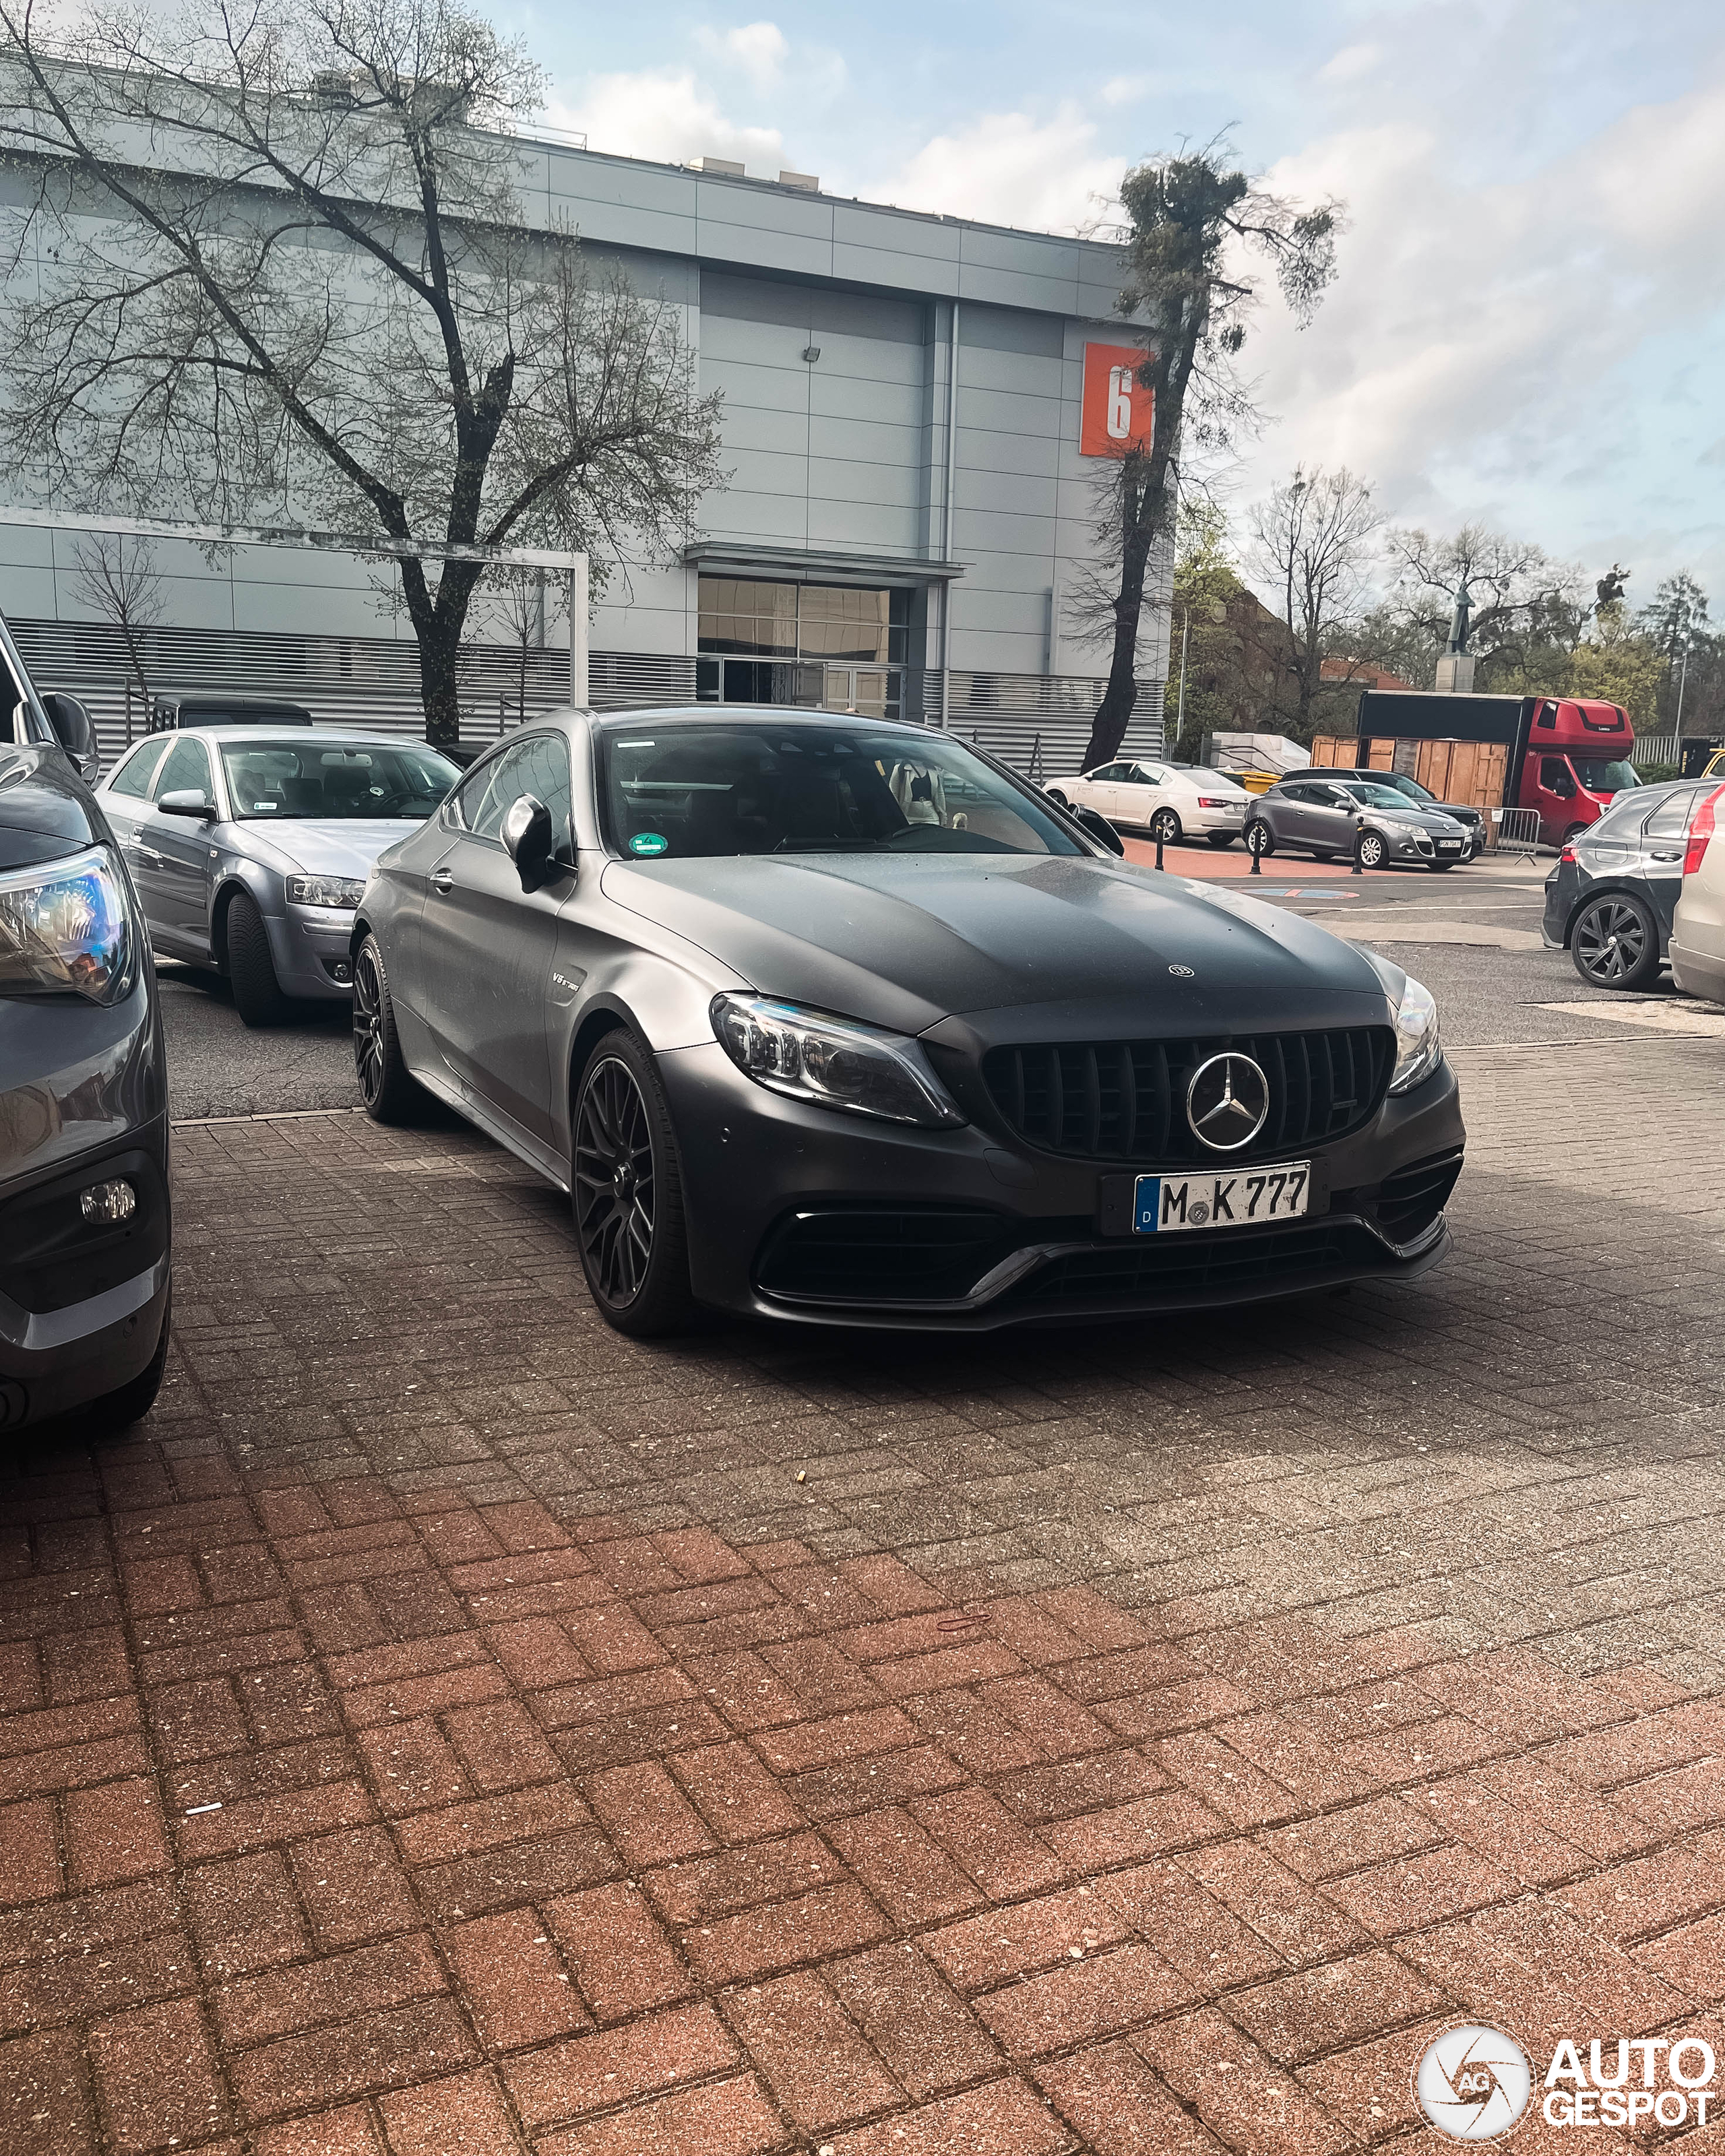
[431,868,455,894]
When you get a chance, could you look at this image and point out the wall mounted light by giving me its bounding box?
[801,345,821,363]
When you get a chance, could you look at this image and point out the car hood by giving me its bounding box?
[1372,805,1468,833]
[603,851,1395,1044]
[222,819,429,879]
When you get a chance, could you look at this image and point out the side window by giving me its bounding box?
[1644,788,1702,842]
[460,736,572,848]
[1539,756,1571,794]
[152,736,213,802]
[1127,765,1159,785]
[1090,762,1123,782]
[109,738,170,799]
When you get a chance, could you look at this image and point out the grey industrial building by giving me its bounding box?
[0,134,1170,771]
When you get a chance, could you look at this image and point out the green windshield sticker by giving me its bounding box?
[629,831,669,856]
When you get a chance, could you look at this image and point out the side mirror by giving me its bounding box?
[501,792,562,889]
[157,789,216,820]
[1074,806,1125,856]
[40,691,97,776]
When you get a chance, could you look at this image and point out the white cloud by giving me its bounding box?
[1230,52,1725,592]
[547,70,782,170]
[1100,75,1151,107]
[1318,43,1381,86]
[694,21,789,89]
[869,104,1126,236]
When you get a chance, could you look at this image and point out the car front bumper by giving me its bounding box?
[659,1043,1466,1330]
[268,906,358,998]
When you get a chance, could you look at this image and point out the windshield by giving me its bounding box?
[220,740,459,822]
[1573,757,1640,796]
[1344,782,1422,810]
[598,721,1084,859]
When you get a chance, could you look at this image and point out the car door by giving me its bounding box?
[1069,762,1117,817]
[416,732,575,1155]
[98,738,172,873]
[1638,786,1703,932]
[1309,784,1360,852]
[1114,763,1163,829]
[135,734,217,952]
[1274,782,1325,849]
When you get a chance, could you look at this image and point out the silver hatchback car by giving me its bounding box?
[94,726,462,1023]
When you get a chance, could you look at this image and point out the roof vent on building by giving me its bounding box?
[693,156,745,177]
[778,170,819,192]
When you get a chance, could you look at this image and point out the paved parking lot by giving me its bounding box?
[7,858,1725,2154]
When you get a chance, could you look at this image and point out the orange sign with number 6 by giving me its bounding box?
[1080,342,1154,457]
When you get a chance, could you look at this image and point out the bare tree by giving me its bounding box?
[1247,466,1380,738]
[483,563,565,726]
[69,531,164,716]
[0,0,723,746]
[1080,146,1342,770]
[1377,525,1587,689]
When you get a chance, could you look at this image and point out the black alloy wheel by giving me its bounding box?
[1150,806,1183,846]
[1571,891,1660,991]
[1356,829,1388,870]
[571,1033,695,1336]
[1245,819,1275,858]
[352,934,420,1122]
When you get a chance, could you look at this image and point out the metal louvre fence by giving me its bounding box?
[902,670,1166,780]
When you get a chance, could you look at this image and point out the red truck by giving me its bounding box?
[1350,691,1639,848]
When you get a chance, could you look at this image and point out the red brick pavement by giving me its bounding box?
[6,1475,1714,2151]
[9,1069,1725,2154]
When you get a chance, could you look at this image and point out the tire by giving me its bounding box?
[571,1031,697,1337]
[1571,891,1660,990]
[1356,830,1388,870]
[1245,820,1276,858]
[1150,807,1183,846]
[1563,823,1588,847]
[225,891,290,1027]
[352,934,421,1123]
[1047,790,1071,809]
[1206,831,1236,849]
[1432,861,1455,873]
[1311,851,1336,864]
[88,1293,170,1432]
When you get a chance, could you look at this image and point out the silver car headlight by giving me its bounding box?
[0,844,133,1005]
[1389,975,1441,1093]
[288,875,367,909]
[711,994,966,1129]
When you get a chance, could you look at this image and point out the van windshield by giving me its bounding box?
[1573,758,1640,796]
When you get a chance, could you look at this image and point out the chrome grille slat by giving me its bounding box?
[981,1027,1396,1164]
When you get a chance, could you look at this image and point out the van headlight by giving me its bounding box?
[1389,975,1441,1093]
[712,994,966,1128]
[0,845,133,1004]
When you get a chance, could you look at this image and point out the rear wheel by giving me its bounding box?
[1150,807,1183,846]
[1245,820,1275,858]
[1356,829,1388,870]
[226,892,289,1027]
[572,1032,696,1337]
[352,934,421,1122]
[1571,891,1659,990]
[1206,831,1236,849]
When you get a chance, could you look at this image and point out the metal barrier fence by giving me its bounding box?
[1494,806,1542,860]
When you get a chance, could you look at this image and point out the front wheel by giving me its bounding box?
[1571,892,1659,990]
[226,891,289,1027]
[1356,829,1388,870]
[572,1032,696,1337]
[1245,821,1276,859]
[1150,808,1183,846]
[1431,861,1455,873]
[1047,790,1071,809]
[352,934,421,1122]
[1206,831,1236,849]
[88,1292,171,1432]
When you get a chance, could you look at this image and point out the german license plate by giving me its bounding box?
[1133,1162,1311,1234]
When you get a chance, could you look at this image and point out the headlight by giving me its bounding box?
[711,994,966,1128]
[288,875,366,909]
[0,844,133,1004]
[1389,975,1441,1093]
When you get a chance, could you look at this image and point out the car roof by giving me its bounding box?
[125,725,437,749]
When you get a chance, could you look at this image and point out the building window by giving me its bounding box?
[697,578,910,718]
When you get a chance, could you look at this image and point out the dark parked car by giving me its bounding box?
[350,707,1465,1335]
[1,740,171,1433]
[1246,776,1472,869]
[1327,771,1486,858]
[148,693,314,733]
[1542,779,1713,989]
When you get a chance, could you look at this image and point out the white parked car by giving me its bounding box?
[1046,760,1252,848]
[1668,782,1725,999]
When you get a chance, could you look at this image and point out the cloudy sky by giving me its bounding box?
[508,0,1725,607]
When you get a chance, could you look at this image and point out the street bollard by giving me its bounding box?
[1155,830,1165,871]
[1249,829,1261,876]
[1352,817,1365,875]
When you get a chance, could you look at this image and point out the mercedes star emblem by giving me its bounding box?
[1185,1052,1271,1152]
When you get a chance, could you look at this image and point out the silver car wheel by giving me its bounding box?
[574,1055,657,1308]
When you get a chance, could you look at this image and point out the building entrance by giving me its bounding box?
[697,578,908,720]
